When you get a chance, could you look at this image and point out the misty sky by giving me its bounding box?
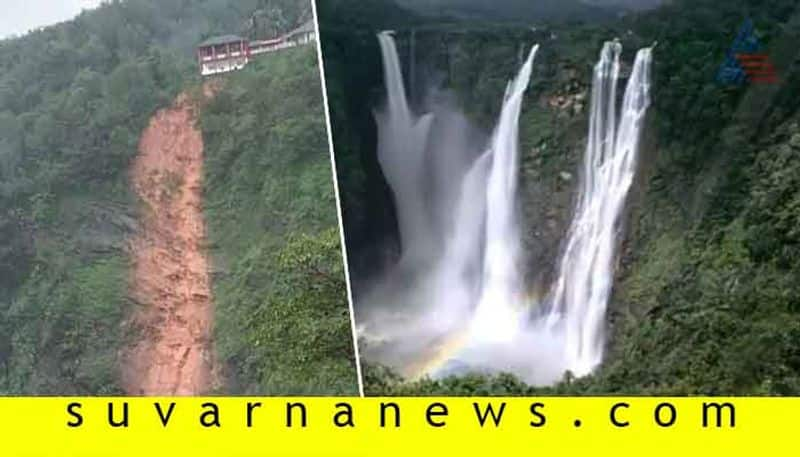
[0,0,104,39]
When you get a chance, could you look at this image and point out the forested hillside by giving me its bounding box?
[0,0,356,394]
[320,0,800,395]
[200,50,357,394]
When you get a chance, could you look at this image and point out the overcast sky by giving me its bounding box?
[0,0,104,39]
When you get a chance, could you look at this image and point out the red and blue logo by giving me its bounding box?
[717,19,778,85]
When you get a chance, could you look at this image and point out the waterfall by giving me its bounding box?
[364,32,652,384]
[547,42,653,377]
[469,45,539,343]
[365,31,541,377]
[375,31,435,269]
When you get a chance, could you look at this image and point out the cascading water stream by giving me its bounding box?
[375,31,435,269]
[469,45,539,343]
[547,42,653,377]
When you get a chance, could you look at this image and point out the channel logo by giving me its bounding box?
[717,18,779,85]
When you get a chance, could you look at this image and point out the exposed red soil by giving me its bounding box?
[122,91,217,395]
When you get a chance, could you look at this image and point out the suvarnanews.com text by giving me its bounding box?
[63,399,736,430]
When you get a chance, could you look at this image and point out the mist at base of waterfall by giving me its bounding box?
[433,325,575,386]
[357,272,574,386]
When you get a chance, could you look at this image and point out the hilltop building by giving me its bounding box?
[196,35,250,77]
[196,20,316,76]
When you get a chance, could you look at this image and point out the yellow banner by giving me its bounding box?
[0,397,791,456]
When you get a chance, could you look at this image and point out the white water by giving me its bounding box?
[546,41,653,377]
[375,32,435,270]
[469,46,538,343]
[361,32,652,384]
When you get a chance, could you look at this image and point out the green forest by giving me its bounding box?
[201,52,356,394]
[319,0,800,395]
[0,0,357,395]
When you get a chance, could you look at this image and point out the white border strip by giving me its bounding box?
[310,0,365,397]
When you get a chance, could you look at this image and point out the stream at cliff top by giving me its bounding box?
[357,32,652,384]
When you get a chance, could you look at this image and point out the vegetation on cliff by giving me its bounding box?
[200,50,358,394]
